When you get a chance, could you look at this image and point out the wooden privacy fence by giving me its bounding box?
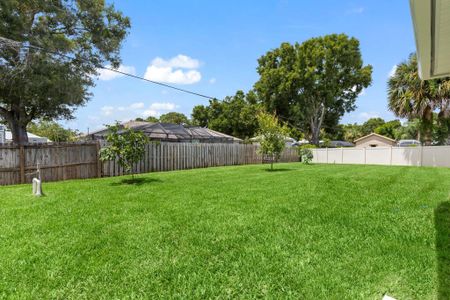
[312,146,450,168]
[0,143,100,186]
[0,142,299,185]
[101,142,299,177]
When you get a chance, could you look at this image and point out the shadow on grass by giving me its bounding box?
[110,177,162,186]
[435,201,450,300]
[264,168,293,172]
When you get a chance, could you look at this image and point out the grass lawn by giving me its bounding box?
[0,163,449,299]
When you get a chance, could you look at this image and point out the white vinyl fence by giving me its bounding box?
[312,146,450,168]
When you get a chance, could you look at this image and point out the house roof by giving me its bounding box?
[354,133,396,143]
[4,131,49,142]
[86,120,151,136]
[410,0,450,79]
[88,121,242,143]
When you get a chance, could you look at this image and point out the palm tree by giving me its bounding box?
[387,53,450,145]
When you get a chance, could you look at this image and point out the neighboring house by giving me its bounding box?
[84,121,242,144]
[354,133,396,148]
[0,125,5,144]
[327,140,354,148]
[0,132,50,144]
[0,125,50,144]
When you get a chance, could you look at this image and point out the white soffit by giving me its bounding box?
[410,0,450,79]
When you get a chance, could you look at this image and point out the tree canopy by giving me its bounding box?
[0,0,130,144]
[159,112,189,124]
[191,91,260,140]
[27,120,79,142]
[256,112,289,170]
[99,123,148,180]
[361,118,385,136]
[254,34,372,145]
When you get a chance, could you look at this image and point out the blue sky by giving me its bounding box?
[65,0,416,133]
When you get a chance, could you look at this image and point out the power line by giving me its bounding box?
[0,36,215,100]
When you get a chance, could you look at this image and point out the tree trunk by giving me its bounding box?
[9,120,28,145]
[1,109,29,145]
[310,104,326,146]
[421,106,433,146]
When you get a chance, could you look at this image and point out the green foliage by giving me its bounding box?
[388,53,450,145]
[433,113,450,145]
[254,34,372,145]
[361,118,385,136]
[159,112,189,124]
[145,116,159,123]
[27,120,79,142]
[135,116,159,123]
[0,0,130,144]
[342,123,363,142]
[191,105,210,127]
[298,144,315,164]
[191,90,260,139]
[99,123,148,178]
[395,119,420,140]
[374,120,401,140]
[256,112,289,170]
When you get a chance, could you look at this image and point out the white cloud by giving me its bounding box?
[144,66,201,84]
[209,77,216,84]
[152,55,200,69]
[97,65,136,81]
[388,65,397,77]
[358,111,380,122]
[130,102,145,109]
[149,102,177,110]
[346,7,364,14]
[101,106,115,116]
[144,55,202,84]
[100,102,144,116]
[100,102,179,120]
[142,109,158,118]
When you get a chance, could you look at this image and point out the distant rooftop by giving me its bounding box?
[85,121,242,144]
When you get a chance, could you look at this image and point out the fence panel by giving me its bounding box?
[0,142,300,185]
[0,143,99,185]
[100,142,299,178]
[312,146,450,168]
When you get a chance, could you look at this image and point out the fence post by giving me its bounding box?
[364,147,367,165]
[389,147,393,165]
[19,145,25,184]
[96,142,102,178]
[420,146,423,167]
[326,147,329,164]
[341,147,344,164]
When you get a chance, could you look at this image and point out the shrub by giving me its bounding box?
[298,144,315,164]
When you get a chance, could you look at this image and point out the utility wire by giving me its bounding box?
[0,36,215,100]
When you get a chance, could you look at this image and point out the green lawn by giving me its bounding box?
[0,163,449,299]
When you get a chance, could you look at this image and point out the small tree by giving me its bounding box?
[99,123,148,180]
[298,144,315,164]
[256,112,289,170]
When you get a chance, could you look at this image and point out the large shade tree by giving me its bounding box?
[0,0,130,144]
[388,53,450,145]
[255,34,372,145]
[191,90,260,139]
